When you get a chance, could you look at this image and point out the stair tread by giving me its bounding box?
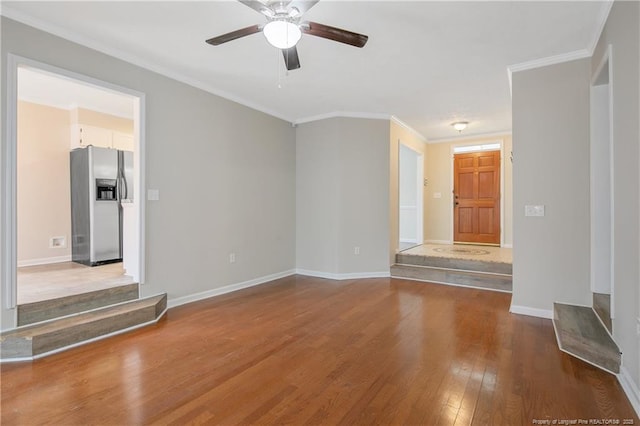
[553,303,620,373]
[3,295,166,339]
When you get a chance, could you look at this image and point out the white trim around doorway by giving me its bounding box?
[3,54,147,317]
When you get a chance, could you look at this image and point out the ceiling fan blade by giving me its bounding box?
[282,46,301,71]
[237,1,275,17]
[301,21,368,48]
[287,0,320,16]
[206,25,262,46]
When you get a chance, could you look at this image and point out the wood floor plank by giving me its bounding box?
[1,275,637,425]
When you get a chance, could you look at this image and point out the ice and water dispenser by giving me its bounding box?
[96,179,117,201]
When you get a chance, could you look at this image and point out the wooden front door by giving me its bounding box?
[453,150,501,245]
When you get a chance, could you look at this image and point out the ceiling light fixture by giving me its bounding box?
[451,121,469,133]
[263,20,302,49]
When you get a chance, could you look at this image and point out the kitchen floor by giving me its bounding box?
[399,242,513,264]
[17,262,135,304]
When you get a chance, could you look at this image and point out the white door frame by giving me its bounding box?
[590,44,615,320]
[398,141,424,247]
[448,140,505,246]
[3,54,146,313]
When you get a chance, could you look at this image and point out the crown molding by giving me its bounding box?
[427,130,512,145]
[588,0,614,54]
[0,6,294,124]
[390,115,427,142]
[294,111,391,126]
[507,49,592,75]
[506,48,591,97]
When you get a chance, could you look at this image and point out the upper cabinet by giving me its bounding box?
[71,124,134,151]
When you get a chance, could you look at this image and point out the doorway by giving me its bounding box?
[3,55,146,316]
[452,147,501,245]
[398,143,424,251]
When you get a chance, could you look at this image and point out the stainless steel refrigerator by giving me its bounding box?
[70,145,133,266]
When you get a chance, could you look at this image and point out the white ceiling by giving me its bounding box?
[18,67,135,118]
[2,1,610,141]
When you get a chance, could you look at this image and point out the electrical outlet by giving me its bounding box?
[354,247,360,255]
[229,253,236,264]
[49,236,66,249]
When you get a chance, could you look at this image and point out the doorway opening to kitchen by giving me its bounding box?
[4,55,145,320]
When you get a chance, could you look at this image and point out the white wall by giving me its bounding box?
[1,17,296,329]
[511,58,592,313]
[296,118,390,277]
[592,0,640,400]
[16,101,72,265]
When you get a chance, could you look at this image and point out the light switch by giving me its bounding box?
[147,189,160,201]
[433,192,442,199]
[525,205,545,217]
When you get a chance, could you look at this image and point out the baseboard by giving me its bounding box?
[167,269,296,309]
[618,366,640,418]
[502,243,513,248]
[424,240,452,245]
[295,269,390,281]
[509,304,554,319]
[17,255,72,267]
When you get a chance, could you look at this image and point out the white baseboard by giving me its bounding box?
[295,269,390,281]
[167,269,296,309]
[509,304,554,319]
[17,255,72,267]
[618,366,640,418]
[424,240,452,245]
[502,243,513,248]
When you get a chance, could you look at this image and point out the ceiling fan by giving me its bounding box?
[205,0,368,71]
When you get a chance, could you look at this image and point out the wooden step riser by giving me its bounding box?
[391,264,512,292]
[18,283,139,326]
[395,254,512,275]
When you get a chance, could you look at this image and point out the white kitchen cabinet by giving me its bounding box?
[70,124,134,151]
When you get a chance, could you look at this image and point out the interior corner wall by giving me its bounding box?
[1,17,296,330]
[511,58,591,313]
[389,121,427,265]
[424,135,513,247]
[592,0,640,396]
[296,118,390,276]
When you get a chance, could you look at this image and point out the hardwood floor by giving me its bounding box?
[2,275,637,425]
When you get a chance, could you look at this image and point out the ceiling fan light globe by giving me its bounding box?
[263,21,302,49]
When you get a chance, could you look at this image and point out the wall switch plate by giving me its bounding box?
[525,205,545,217]
[147,189,160,201]
[433,192,442,199]
[229,253,236,264]
[354,247,360,255]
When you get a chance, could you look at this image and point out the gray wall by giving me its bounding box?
[296,118,390,276]
[592,0,640,394]
[511,58,592,312]
[1,17,296,329]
